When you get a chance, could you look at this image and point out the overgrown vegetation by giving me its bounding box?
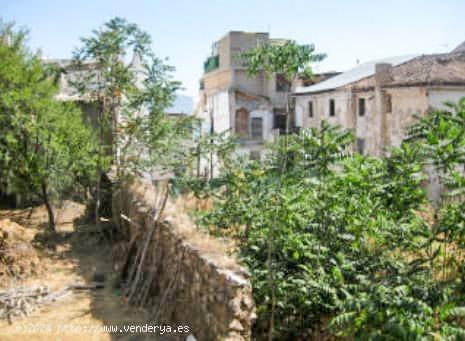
[71,17,192,227]
[2,15,465,339]
[241,41,326,340]
[0,21,97,231]
[0,17,191,233]
[177,40,465,339]
[180,100,465,339]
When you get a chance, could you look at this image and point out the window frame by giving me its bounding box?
[358,98,366,117]
[356,138,365,155]
[308,101,314,118]
[251,117,264,140]
[273,108,287,134]
[276,73,290,92]
[384,93,392,114]
[235,108,249,137]
[329,99,335,117]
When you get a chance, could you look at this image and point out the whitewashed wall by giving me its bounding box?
[209,90,231,134]
[249,109,274,141]
[428,88,465,110]
[295,91,353,129]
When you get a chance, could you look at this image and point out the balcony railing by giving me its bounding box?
[204,55,219,74]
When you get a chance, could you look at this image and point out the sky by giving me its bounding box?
[2,0,465,99]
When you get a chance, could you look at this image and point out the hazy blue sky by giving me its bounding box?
[2,0,465,98]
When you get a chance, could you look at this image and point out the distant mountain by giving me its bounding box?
[167,94,193,115]
[452,40,465,53]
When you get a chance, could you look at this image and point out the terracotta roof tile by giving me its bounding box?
[387,51,465,86]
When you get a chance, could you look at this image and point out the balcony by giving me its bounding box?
[203,55,219,74]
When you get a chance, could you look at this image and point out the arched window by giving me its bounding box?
[235,108,249,137]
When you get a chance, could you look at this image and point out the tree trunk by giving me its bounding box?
[210,112,215,179]
[95,172,101,227]
[196,143,201,179]
[95,100,105,228]
[41,181,55,233]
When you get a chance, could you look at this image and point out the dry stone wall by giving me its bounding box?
[113,178,255,341]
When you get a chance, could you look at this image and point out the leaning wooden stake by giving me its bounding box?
[126,183,170,304]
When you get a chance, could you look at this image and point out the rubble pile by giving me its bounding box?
[0,283,104,323]
[0,286,53,322]
[0,219,42,286]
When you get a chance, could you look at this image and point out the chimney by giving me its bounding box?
[374,63,393,86]
[374,63,393,157]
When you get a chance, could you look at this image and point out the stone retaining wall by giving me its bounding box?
[113,178,255,340]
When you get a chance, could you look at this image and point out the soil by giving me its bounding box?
[0,202,182,341]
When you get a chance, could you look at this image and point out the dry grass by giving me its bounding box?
[0,203,177,341]
[127,179,242,272]
[0,219,44,287]
[166,194,241,271]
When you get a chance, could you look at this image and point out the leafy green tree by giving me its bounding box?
[407,99,465,280]
[72,17,191,226]
[240,40,325,339]
[241,41,325,137]
[241,40,325,85]
[0,21,97,231]
[169,35,465,341]
[184,99,465,339]
[329,101,465,339]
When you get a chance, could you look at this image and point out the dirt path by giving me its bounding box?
[0,202,180,341]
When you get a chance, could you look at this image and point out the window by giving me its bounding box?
[358,98,366,116]
[251,117,263,140]
[233,48,249,67]
[211,41,219,56]
[273,108,287,134]
[249,150,261,161]
[235,108,249,137]
[308,101,314,118]
[356,138,365,155]
[276,73,290,92]
[384,94,392,113]
[329,99,335,117]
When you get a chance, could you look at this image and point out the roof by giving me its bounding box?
[295,54,419,94]
[387,51,465,87]
[42,58,97,69]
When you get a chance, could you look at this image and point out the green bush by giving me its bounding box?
[179,98,465,339]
